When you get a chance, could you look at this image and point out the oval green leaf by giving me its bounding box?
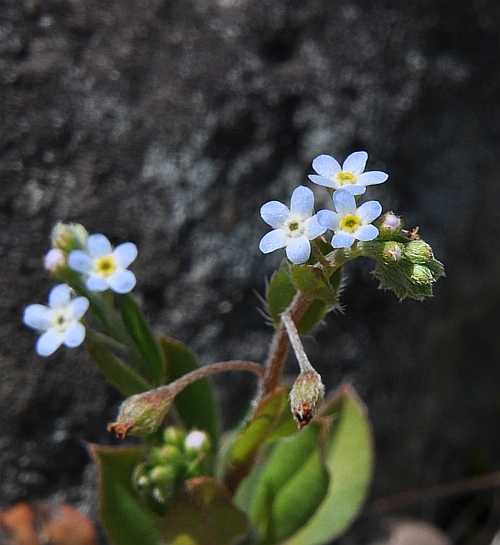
[91,444,162,545]
[284,385,374,545]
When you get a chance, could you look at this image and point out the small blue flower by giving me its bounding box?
[23,284,89,357]
[309,151,388,195]
[259,186,326,264]
[68,234,138,294]
[318,190,382,248]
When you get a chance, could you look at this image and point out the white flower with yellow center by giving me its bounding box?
[68,234,137,293]
[318,190,382,248]
[259,186,326,264]
[308,151,388,195]
[23,284,89,357]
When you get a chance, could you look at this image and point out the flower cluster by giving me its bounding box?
[259,151,388,263]
[23,223,138,357]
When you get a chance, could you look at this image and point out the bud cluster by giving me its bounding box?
[44,222,89,274]
[132,426,211,510]
[372,238,445,301]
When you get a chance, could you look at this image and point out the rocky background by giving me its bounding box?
[1,0,500,543]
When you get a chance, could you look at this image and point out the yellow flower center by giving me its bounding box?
[335,171,357,185]
[95,255,117,277]
[339,214,361,233]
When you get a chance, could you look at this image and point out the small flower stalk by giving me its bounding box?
[282,312,325,428]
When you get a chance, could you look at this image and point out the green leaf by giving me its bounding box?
[266,264,296,326]
[91,444,162,545]
[160,337,219,446]
[118,294,166,386]
[284,385,374,545]
[161,477,249,545]
[297,299,329,335]
[86,333,151,396]
[290,265,336,304]
[246,423,330,545]
[224,387,295,489]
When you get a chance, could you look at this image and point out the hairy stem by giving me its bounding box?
[261,293,311,396]
[281,312,315,373]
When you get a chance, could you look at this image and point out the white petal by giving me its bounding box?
[338,184,366,196]
[259,229,287,254]
[23,304,51,330]
[304,215,326,240]
[260,201,290,228]
[308,174,336,189]
[342,151,368,174]
[317,210,339,230]
[70,297,89,320]
[357,200,382,223]
[331,232,355,248]
[108,270,136,294]
[86,275,108,292]
[68,250,92,274]
[333,190,356,214]
[290,186,314,218]
[358,171,388,186]
[354,224,379,241]
[87,234,112,258]
[286,237,311,264]
[49,284,71,308]
[36,329,64,357]
[113,242,138,268]
[312,154,341,178]
[64,322,86,348]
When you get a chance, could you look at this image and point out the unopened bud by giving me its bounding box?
[163,426,186,448]
[184,430,211,457]
[132,463,150,493]
[149,465,177,486]
[150,445,183,467]
[289,370,325,429]
[44,248,66,273]
[382,241,403,263]
[107,387,174,439]
[410,264,434,285]
[379,212,402,235]
[51,222,88,252]
[404,240,433,265]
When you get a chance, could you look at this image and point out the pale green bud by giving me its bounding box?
[289,370,325,429]
[107,388,174,439]
[131,463,150,493]
[150,445,184,467]
[184,430,211,458]
[51,222,88,252]
[382,241,403,263]
[149,465,177,486]
[404,240,434,265]
[410,264,434,285]
[163,426,186,448]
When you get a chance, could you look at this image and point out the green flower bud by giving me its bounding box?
[107,388,174,439]
[149,445,184,467]
[184,430,211,458]
[51,222,88,252]
[289,370,325,429]
[163,426,186,448]
[132,463,150,493]
[382,241,403,263]
[149,465,177,486]
[404,240,434,265]
[410,264,434,285]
